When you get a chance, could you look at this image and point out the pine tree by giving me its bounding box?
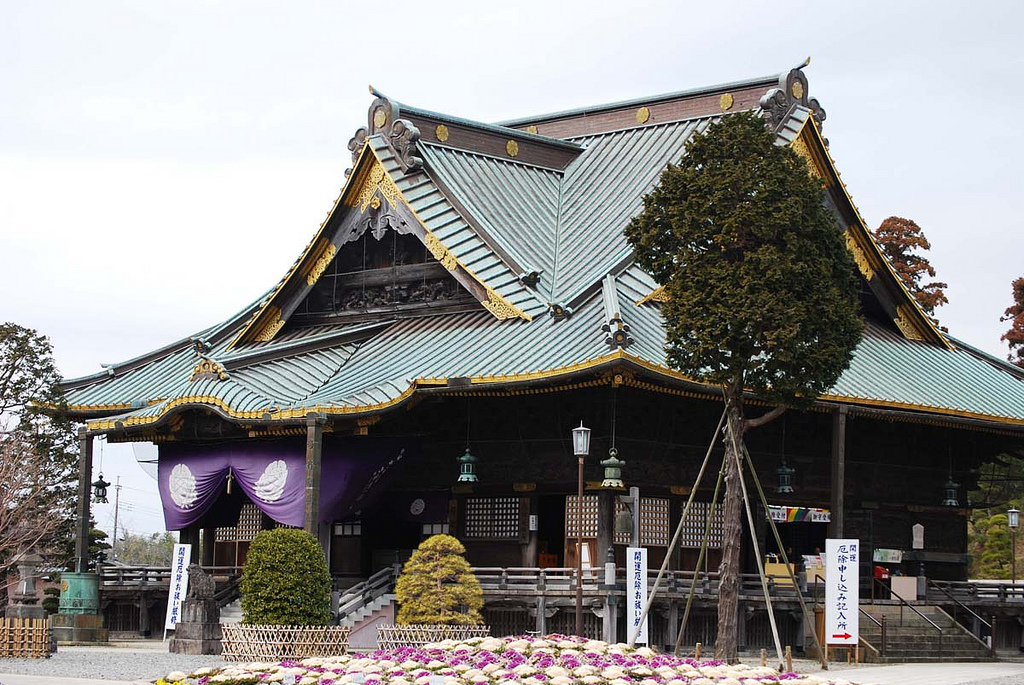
[395,534,483,626]
[625,112,862,662]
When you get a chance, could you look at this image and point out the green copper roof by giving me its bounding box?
[59,73,1024,432]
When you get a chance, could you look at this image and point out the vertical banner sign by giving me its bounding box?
[825,538,859,646]
[164,543,192,634]
[627,546,649,644]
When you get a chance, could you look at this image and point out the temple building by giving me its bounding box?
[58,65,1024,648]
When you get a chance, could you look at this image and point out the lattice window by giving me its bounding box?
[613,497,671,546]
[464,497,521,539]
[677,501,723,549]
[422,523,450,536]
[216,502,263,542]
[333,522,362,536]
[565,495,600,538]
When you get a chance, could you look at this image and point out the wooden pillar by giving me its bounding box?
[201,527,216,567]
[829,406,848,539]
[304,416,325,537]
[597,491,614,566]
[180,524,201,563]
[75,429,94,573]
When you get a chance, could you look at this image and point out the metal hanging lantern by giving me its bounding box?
[457,447,479,483]
[92,474,111,503]
[572,422,591,457]
[942,476,960,507]
[600,447,625,489]
[1009,507,1020,530]
[776,459,795,494]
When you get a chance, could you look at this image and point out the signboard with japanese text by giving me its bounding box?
[825,538,859,646]
[164,543,192,631]
[627,546,648,644]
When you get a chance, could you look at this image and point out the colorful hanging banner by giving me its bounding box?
[767,505,830,523]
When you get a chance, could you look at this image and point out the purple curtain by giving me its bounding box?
[158,437,414,531]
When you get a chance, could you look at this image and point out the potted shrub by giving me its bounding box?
[379,534,489,648]
[222,528,348,659]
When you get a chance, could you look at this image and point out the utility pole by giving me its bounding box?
[112,476,122,562]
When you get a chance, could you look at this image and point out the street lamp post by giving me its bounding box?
[572,422,591,638]
[1008,508,1020,588]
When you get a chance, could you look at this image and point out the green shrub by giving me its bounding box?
[42,586,60,615]
[395,534,483,625]
[240,528,331,626]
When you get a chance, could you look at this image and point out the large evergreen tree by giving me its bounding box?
[872,216,948,316]
[625,112,862,661]
[0,323,78,572]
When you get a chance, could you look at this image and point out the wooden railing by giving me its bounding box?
[97,565,242,587]
[470,567,805,600]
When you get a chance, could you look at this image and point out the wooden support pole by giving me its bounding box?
[74,429,94,573]
[785,645,792,673]
[304,415,325,537]
[760,648,766,667]
[695,642,701,659]
[201,527,216,567]
[829,406,848,539]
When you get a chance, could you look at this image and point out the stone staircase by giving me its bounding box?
[337,593,395,628]
[859,603,994,663]
[219,599,242,625]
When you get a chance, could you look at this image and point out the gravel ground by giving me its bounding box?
[0,643,224,682]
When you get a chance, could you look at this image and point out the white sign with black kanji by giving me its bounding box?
[825,538,859,646]
[627,546,649,644]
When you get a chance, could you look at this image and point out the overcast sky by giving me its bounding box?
[3,1,1022,536]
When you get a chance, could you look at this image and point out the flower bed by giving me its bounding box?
[156,634,872,685]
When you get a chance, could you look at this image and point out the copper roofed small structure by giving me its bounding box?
[58,64,1024,650]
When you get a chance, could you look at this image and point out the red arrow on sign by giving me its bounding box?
[831,633,852,640]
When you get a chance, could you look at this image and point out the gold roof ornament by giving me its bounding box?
[526,125,539,135]
[719,93,734,111]
[506,140,519,157]
[435,124,450,142]
[189,357,228,383]
[636,106,651,124]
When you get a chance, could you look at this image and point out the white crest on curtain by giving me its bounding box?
[168,463,199,509]
[254,460,288,502]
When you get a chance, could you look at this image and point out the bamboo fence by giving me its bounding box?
[0,617,51,659]
[220,624,350,661]
[376,624,491,650]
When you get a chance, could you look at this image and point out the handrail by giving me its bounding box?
[927,579,991,629]
[872,577,943,650]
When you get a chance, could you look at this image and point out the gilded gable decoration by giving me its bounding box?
[760,58,827,133]
[635,286,669,306]
[190,357,228,382]
[844,230,875,281]
[481,287,527,321]
[895,304,926,342]
[424,232,459,271]
[254,306,286,342]
[306,242,337,287]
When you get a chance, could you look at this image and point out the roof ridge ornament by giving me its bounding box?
[759,58,827,133]
[189,356,228,383]
[349,89,423,174]
[601,274,634,349]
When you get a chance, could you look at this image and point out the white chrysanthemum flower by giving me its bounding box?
[581,676,603,685]
[165,672,188,683]
[548,676,573,685]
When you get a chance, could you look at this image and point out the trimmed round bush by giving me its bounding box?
[395,534,483,626]
[240,528,331,626]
